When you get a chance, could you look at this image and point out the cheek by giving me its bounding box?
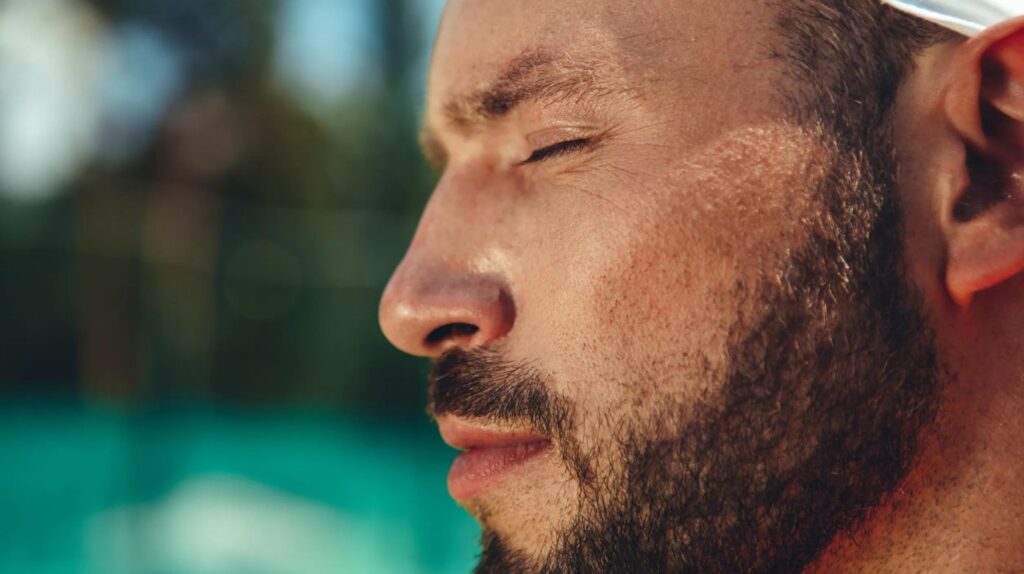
[527,124,823,412]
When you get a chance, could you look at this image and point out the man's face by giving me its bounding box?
[380,0,940,572]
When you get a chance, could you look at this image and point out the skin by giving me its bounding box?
[379,0,1024,571]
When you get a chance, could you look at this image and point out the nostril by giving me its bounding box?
[426,323,480,347]
[379,271,515,357]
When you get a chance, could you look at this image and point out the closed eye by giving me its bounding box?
[522,138,594,165]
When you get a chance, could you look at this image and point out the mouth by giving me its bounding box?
[437,417,552,502]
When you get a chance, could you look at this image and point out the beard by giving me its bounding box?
[426,125,942,573]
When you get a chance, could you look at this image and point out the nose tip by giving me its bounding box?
[379,270,516,357]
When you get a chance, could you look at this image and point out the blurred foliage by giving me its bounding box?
[0,0,442,415]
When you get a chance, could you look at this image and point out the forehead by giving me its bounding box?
[428,0,782,127]
[431,0,622,95]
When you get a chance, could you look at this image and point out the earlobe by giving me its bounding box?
[947,195,1024,306]
[942,19,1024,307]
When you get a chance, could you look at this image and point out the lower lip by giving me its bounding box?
[448,441,551,501]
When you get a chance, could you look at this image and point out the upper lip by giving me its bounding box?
[437,417,550,451]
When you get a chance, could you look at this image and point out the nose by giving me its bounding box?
[379,263,516,357]
[379,165,517,357]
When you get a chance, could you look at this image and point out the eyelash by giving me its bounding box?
[522,138,594,165]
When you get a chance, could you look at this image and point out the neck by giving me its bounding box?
[807,372,1024,573]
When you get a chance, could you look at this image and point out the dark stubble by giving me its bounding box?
[427,123,942,573]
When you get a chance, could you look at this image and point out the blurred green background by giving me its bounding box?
[0,0,481,572]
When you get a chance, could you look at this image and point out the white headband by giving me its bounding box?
[882,0,1024,37]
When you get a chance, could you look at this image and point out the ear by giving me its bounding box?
[944,17,1024,307]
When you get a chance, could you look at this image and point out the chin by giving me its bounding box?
[467,462,577,557]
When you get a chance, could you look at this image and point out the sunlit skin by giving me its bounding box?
[379,0,1024,571]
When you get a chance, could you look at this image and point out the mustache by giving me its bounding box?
[426,348,567,438]
[428,347,595,486]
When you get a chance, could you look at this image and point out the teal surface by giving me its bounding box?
[0,401,480,574]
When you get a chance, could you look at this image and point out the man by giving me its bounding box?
[379,0,1024,571]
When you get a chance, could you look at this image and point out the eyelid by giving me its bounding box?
[521,127,600,165]
[522,138,594,164]
[525,126,594,150]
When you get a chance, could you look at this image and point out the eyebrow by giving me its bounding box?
[420,50,630,170]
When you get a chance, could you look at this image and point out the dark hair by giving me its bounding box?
[775,0,959,146]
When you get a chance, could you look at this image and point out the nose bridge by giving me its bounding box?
[410,167,490,259]
[404,163,508,269]
[378,164,517,357]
